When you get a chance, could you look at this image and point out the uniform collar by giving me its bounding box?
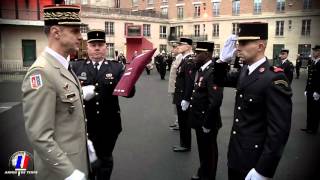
[45,47,69,69]
[91,59,104,70]
[201,60,212,71]
[248,57,266,75]
[182,51,193,59]
[282,59,288,64]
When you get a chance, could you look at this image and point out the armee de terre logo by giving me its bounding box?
[4,151,37,176]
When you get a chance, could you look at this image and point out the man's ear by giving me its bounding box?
[50,26,61,39]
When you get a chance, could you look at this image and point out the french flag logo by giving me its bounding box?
[15,152,30,170]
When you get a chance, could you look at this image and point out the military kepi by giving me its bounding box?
[87,29,106,43]
[280,48,289,53]
[179,37,193,45]
[312,45,320,50]
[237,22,268,40]
[195,42,214,52]
[43,4,81,26]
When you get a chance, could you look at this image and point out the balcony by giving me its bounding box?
[168,35,208,42]
[81,5,168,19]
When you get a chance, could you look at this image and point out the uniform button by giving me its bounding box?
[110,82,113,84]
[238,106,241,110]
[86,133,89,136]
[96,102,99,105]
[97,111,100,114]
[193,90,195,92]
[53,163,59,166]
[235,118,239,122]
[95,92,99,95]
[255,145,259,148]
[83,105,85,108]
[70,98,73,101]
[191,97,193,100]
[85,119,87,122]
[233,131,237,135]
[47,149,52,153]
[239,94,243,98]
[190,105,193,108]
[249,99,253,102]
[202,111,205,114]
[95,83,99,86]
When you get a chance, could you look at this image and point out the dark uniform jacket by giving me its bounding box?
[214,59,292,178]
[173,54,196,104]
[71,59,135,140]
[280,60,294,85]
[305,60,320,95]
[189,62,223,131]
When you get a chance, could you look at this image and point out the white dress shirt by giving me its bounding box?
[45,47,69,69]
[247,57,267,75]
[91,60,103,70]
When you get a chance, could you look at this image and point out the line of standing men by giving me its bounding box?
[170,22,293,180]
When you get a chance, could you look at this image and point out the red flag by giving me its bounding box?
[113,48,157,97]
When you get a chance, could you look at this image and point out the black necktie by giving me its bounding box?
[93,62,99,82]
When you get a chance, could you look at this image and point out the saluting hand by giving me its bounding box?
[220,34,237,63]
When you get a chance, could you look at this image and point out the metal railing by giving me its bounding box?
[168,35,208,42]
[81,5,168,19]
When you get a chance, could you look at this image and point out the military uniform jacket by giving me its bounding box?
[22,51,89,180]
[214,60,292,178]
[305,60,320,94]
[71,59,135,139]
[189,62,223,131]
[280,60,294,85]
[173,54,196,104]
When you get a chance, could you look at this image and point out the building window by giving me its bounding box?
[177,6,184,19]
[301,19,311,36]
[143,24,151,37]
[194,24,200,37]
[303,0,312,10]
[212,24,219,37]
[106,43,114,58]
[132,0,139,7]
[147,0,154,5]
[276,0,285,12]
[160,25,167,39]
[80,24,89,33]
[115,0,120,8]
[194,5,201,17]
[160,44,167,53]
[161,7,168,16]
[298,44,311,58]
[232,23,239,35]
[105,22,114,36]
[253,0,262,14]
[288,20,292,31]
[177,26,183,37]
[275,21,284,36]
[65,0,76,5]
[212,0,221,16]
[214,44,220,57]
[232,0,240,16]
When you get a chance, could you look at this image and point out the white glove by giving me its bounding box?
[87,139,97,163]
[245,168,269,180]
[220,34,237,63]
[181,100,190,111]
[313,92,320,101]
[202,127,211,133]
[65,169,86,180]
[82,85,95,101]
[304,91,307,97]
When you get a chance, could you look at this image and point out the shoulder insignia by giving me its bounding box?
[273,79,288,88]
[259,67,265,73]
[30,74,43,90]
